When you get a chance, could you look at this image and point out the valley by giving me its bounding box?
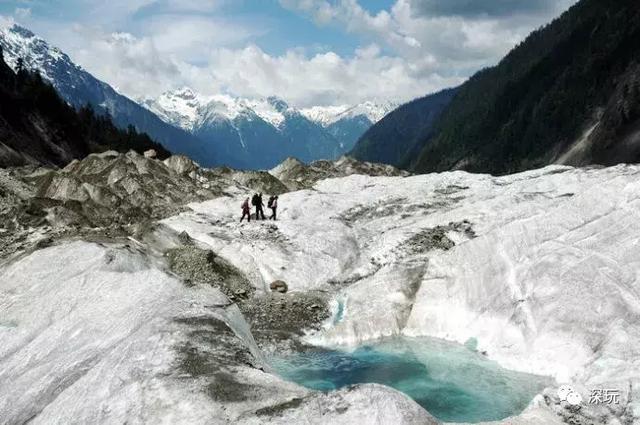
[2,152,639,424]
[1,0,640,424]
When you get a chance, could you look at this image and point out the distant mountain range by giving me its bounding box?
[0,22,395,170]
[141,88,396,169]
[350,0,640,175]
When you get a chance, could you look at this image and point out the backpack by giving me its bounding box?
[251,195,258,206]
[267,197,274,208]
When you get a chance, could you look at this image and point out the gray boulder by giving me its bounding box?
[269,280,288,293]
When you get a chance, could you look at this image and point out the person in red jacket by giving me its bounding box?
[240,197,251,222]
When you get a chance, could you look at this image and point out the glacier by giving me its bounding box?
[2,163,639,424]
[0,240,436,425]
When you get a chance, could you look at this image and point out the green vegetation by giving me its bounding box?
[410,0,640,175]
[352,0,640,175]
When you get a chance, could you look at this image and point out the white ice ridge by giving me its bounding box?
[0,241,251,423]
[164,164,640,422]
[0,241,437,425]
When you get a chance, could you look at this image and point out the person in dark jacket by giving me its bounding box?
[255,193,266,220]
[268,195,278,220]
[240,197,251,222]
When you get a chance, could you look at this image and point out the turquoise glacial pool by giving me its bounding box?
[269,336,552,423]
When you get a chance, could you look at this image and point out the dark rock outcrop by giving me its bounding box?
[270,280,288,293]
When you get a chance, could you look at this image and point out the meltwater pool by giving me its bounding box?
[270,336,552,423]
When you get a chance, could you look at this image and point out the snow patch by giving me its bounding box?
[301,101,398,126]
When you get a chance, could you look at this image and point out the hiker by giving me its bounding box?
[256,193,266,220]
[240,197,251,222]
[251,193,259,219]
[268,195,278,220]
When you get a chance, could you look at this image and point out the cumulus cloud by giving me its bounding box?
[68,27,185,97]
[280,0,422,50]
[205,44,463,107]
[6,0,578,106]
[277,0,578,94]
[59,25,464,107]
[142,15,258,62]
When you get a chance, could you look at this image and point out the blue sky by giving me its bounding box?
[0,0,577,107]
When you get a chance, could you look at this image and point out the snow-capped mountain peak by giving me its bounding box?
[0,22,77,82]
[142,90,297,131]
[300,105,351,127]
[0,22,221,167]
[141,87,213,131]
[140,87,398,168]
[143,86,398,136]
[344,100,398,124]
[301,101,398,127]
[172,86,199,101]
[243,97,292,128]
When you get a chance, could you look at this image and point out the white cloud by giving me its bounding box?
[6,0,578,107]
[68,27,184,98]
[279,0,578,78]
[61,27,464,107]
[280,0,421,50]
[204,44,463,107]
[143,15,258,62]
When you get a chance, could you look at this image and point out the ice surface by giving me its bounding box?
[164,164,640,423]
[3,164,640,424]
[0,241,247,423]
[0,241,436,424]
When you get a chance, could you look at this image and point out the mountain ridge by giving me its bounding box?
[411,0,640,174]
[0,23,210,166]
[0,22,400,171]
[0,48,169,167]
[350,0,640,175]
[142,87,396,169]
[349,88,458,167]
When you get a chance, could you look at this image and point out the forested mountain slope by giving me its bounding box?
[0,24,206,166]
[410,0,640,175]
[0,50,168,167]
[349,88,457,166]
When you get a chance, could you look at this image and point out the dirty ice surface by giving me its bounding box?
[2,163,639,424]
[0,240,437,424]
